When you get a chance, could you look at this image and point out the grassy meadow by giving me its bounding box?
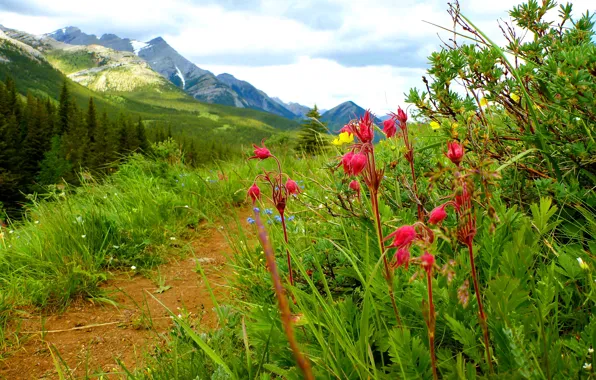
[1,0,595,378]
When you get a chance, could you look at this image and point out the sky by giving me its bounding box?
[1,0,594,115]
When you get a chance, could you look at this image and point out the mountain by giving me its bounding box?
[217,74,295,119]
[46,27,298,118]
[0,25,299,147]
[320,101,383,131]
[272,97,312,119]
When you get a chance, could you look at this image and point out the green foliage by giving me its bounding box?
[296,105,330,154]
[406,0,596,208]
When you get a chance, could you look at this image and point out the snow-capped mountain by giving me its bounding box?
[46,27,300,116]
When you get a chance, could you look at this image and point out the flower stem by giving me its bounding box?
[370,192,402,327]
[253,210,313,379]
[426,268,438,380]
[467,240,493,373]
[280,212,294,286]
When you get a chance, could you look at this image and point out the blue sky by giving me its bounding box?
[1,0,594,114]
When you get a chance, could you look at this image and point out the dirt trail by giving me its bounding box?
[0,209,251,379]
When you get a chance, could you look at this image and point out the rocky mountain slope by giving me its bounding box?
[320,101,383,131]
[47,27,297,116]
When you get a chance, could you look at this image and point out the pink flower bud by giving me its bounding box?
[349,180,360,197]
[339,124,353,134]
[396,107,407,125]
[341,151,354,174]
[383,118,397,138]
[248,183,260,203]
[250,141,272,160]
[421,252,435,273]
[428,204,448,225]
[394,247,411,270]
[446,141,464,166]
[285,178,300,195]
[387,225,416,248]
[349,153,367,176]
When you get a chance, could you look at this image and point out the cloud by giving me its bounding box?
[1,0,595,114]
[202,57,426,115]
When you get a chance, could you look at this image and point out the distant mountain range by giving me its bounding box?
[45,27,374,126]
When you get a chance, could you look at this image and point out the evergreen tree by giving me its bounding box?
[135,117,151,153]
[57,81,72,134]
[297,105,329,154]
[38,136,72,185]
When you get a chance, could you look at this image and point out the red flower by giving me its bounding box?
[420,252,435,273]
[394,247,411,270]
[383,118,397,138]
[349,180,360,196]
[285,178,300,195]
[396,107,407,125]
[387,225,416,248]
[428,204,448,225]
[446,141,464,166]
[355,110,374,143]
[248,183,260,203]
[349,153,367,176]
[250,141,272,160]
[341,151,354,174]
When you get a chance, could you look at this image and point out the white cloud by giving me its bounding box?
[202,57,425,115]
[1,0,595,114]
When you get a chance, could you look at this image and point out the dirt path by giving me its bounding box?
[0,209,251,379]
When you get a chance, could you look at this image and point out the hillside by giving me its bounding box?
[0,26,300,142]
[47,27,300,119]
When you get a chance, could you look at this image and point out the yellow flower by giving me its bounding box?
[479,98,488,107]
[339,132,354,144]
[430,121,441,130]
[333,132,354,146]
[451,122,459,129]
[510,92,521,103]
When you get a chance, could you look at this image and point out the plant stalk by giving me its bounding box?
[426,268,438,380]
[280,212,294,286]
[253,209,313,379]
[467,240,493,373]
[370,192,402,327]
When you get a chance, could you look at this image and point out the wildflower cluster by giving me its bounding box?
[247,140,300,285]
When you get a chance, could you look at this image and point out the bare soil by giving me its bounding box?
[0,209,251,379]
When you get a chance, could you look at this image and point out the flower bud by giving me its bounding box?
[285,178,300,195]
[248,183,260,203]
[383,118,397,138]
[350,153,367,176]
[341,151,354,174]
[428,204,448,225]
[421,252,435,273]
[446,141,464,165]
[387,225,416,248]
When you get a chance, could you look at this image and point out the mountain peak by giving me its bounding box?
[148,37,166,45]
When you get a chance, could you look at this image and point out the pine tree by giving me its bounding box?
[135,117,151,153]
[297,105,329,154]
[57,81,72,134]
[38,136,72,185]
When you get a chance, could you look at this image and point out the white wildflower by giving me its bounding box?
[184,205,189,208]
[170,237,176,241]
[34,220,40,224]
[131,265,137,270]
[584,362,592,370]
[8,230,13,234]
[81,235,86,238]
[589,347,594,354]
[578,257,589,270]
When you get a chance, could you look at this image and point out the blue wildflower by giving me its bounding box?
[253,207,260,213]
[274,215,282,223]
[264,208,273,215]
[247,217,255,224]
[288,215,295,222]
[267,219,273,224]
